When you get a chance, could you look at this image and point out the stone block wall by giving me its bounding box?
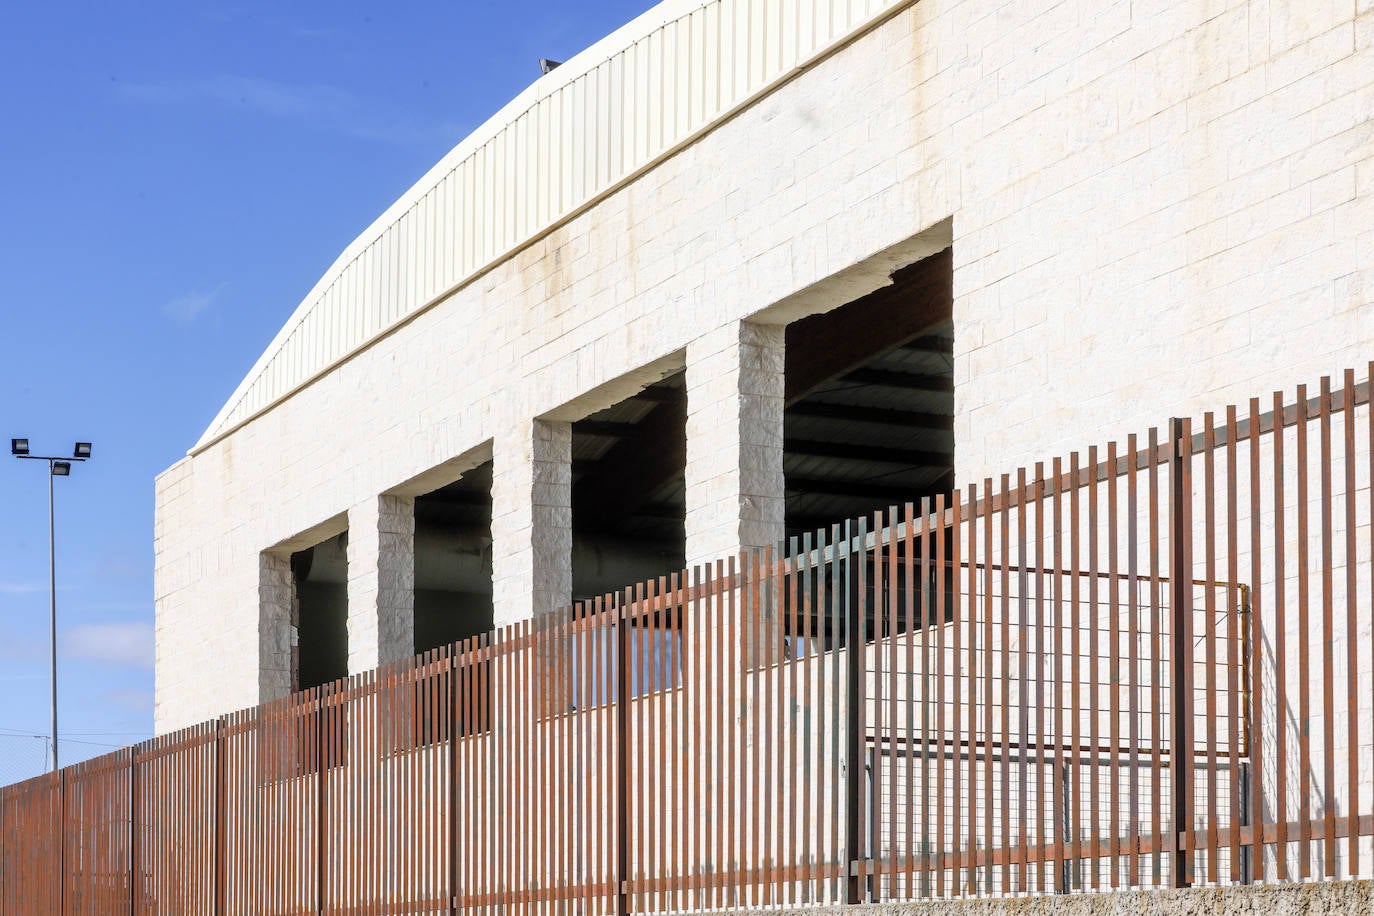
[155,0,1374,731]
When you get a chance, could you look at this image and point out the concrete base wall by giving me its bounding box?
[690,880,1373,916]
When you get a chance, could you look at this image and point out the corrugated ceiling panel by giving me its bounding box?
[195,0,915,452]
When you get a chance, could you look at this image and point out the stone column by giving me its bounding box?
[346,493,416,672]
[258,551,294,702]
[684,320,787,566]
[491,419,573,626]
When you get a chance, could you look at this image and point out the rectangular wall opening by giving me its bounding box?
[290,530,349,691]
[783,248,954,642]
[570,369,687,602]
[413,460,495,655]
[783,247,954,537]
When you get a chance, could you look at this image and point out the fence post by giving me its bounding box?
[1169,417,1194,887]
[214,719,225,916]
[129,747,137,916]
[844,519,866,905]
[316,691,326,916]
[58,767,66,915]
[615,595,631,916]
[449,650,459,915]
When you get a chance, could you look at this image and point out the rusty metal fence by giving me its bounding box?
[5,368,1374,913]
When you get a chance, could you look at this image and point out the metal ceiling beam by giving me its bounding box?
[840,369,954,393]
[900,335,955,355]
[784,438,950,467]
[785,400,951,431]
[574,419,641,438]
[785,476,922,500]
[784,248,952,405]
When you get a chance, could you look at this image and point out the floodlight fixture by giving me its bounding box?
[8,437,94,772]
[539,58,563,75]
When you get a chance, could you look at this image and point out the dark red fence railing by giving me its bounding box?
[4,367,1374,913]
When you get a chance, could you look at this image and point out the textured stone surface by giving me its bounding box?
[156,0,1374,731]
[256,552,293,702]
[346,493,415,672]
[491,420,572,627]
[685,320,786,566]
[678,880,1374,916]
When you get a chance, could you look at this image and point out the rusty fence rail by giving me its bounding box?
[4,367,1374,913]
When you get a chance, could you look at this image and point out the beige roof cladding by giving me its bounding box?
[195,0,917,453]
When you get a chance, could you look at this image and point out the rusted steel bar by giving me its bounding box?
[1319,378,1338,878]
[766,543,781,907]
[1106,445,1121,888]
[1016,468,1030,894]
[966,483,979,896]
[1225,408,1242,884]
[1296,386,1313,879]
[1272,390,1289,880]
[1344,369,1361,875]
[1203,415,1219,884]
[883,509,898,900]
[845,518,865,905]
[1170,417,1194,888]
[1050,457,1067,893]
[1246,400,1265,881]
[715,557,730,911]
[748,550,763,907]
[615,592,630,916]
[1069,456,1083,891]
[1369,361,1374,877]
[1000,472,1013,895]
[934,495,947,899]
[1032,471,1048,894]
[698,565,713,909]
[1086,449,1101,891]
[798,540,815,905]
[950,490,963,897]
[1126,437,1141,889]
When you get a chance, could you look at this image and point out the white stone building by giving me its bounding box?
[155,0,1374,734]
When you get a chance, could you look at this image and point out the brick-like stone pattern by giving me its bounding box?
[492,420,572,626]
[257,551,293,702]
[685,320,786,566]
[346,494,415,673]
[156,0,1374,731]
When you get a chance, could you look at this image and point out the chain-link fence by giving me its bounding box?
[0,735,50,788]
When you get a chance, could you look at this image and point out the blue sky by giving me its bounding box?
[0,0,655,782]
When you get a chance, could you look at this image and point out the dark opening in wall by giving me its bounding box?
[781,248,956,643]
[413,460,495,655]
[783,247,955,539]
[570,370,687,603]
[290,531,349,691]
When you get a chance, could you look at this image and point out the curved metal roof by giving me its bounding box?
[194,0,912,453]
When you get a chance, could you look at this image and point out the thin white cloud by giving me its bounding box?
[63,622,154,669]
[117,75,464,146]
[104,688,155,715]
[163,288,219,323]
[0,629,43,663]
[0,583,43,594]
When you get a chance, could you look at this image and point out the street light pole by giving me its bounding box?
[48,459,58,774]
[10,439,92,773]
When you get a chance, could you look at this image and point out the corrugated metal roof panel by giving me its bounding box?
[194,0,915,453]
